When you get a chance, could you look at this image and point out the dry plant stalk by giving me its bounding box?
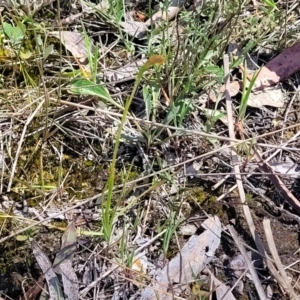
[223,54,292,297]
[263,219,298,299]
[223,54,265,253]
[227,225,266,300]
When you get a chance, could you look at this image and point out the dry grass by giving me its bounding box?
[1,0,300,299]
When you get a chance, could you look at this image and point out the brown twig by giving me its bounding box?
[254,149,300,214]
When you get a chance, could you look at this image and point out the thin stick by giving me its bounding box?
[223,54,263,252]
[228,225,267,300]
[56,99,300,143]
[263,219,298,299]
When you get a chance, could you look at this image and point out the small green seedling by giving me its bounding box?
[239,61,261,122]
[16,226,39,241]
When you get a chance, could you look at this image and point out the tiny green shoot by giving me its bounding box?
[239,61,261,122]
[161,212,183,257]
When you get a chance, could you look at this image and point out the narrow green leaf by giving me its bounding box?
[43,44,54,60]
[143,85,152,120]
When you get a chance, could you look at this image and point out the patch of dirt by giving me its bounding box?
[0,230,61,298]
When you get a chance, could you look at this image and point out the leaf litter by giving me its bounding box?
[141,216,222,300]
[1,0,300,299]
[32,222,79,300]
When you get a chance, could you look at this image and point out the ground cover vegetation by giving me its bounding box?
[0,0,300,299]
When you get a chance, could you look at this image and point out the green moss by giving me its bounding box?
[84,160,94,167]
[50,221,67,229]
[185,187,209,204]
[126,170,140,181]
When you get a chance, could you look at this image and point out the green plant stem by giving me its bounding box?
[103,64,151,241]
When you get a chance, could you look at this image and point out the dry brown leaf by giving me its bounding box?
[60,13,83,25]
[119,19,148,38]
[145,0,185,27]
[32,241,64,300]
[131,253,149,275]
[219,42,300,107]
[104,59,147,82]
[251,42,300,90]
[269,159,300,179]
[218,81,283,108]
[49,31,92,63]
[141,216,221,300]
[247,85,284,108]
[219,81,241,98]
[53,222,79,300]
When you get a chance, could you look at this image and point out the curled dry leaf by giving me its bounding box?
[145,0,186,27]
[49,31,93,63]
[104,59,147,82]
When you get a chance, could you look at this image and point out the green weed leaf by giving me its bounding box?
[16,235,28,241]
[70,78,123,109]
[3,22,25,47]
[142,85,152,121]
[143,82,160,121]
[263,0,278,10]
[20,50,33,59]
[43,44,54,60]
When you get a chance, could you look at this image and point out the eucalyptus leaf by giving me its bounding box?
[53,223,79,300]
[32,241,64,300]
